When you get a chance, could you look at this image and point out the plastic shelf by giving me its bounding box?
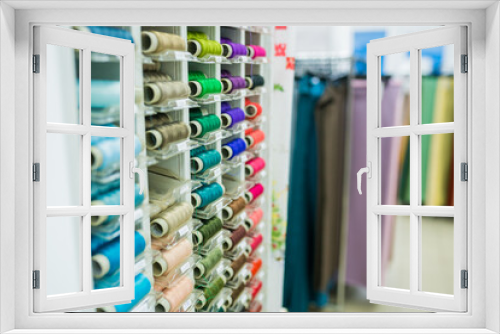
[144,99,199,115]
[147,139,198,161]
[143,51,196,63]
[190,54,231,64]
[193,196,232,220]
[245,87,267,97]
[192,129,231,146]
[192,164,223,184]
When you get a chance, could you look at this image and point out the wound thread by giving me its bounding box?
[244,99,263,119]
[156,275,194,312]
[250,233,263,253]
[141,31,187,55]
[246,45,267,59]
[194,247,223,279]
[221,197,246,221]
[143,71,172,83]
[192,216,222,246]
[191,149,221,174]
[230,253,248,277]
[245,74,265,90]
[191,183,224,209]
[145,113,171,129]
[220,37,247,58]
[244,129,265,148]
[152,238,193,277]
[220,70,246,94]
[244,183,264,203]
[250,280,263,299]
[224,225,246,251]
[230,282,245,304]
[197,275,226,309]
[187,31,223,58]
[145,121,190,150]
[221,138,247,160]
[249,258,262,277]
[245,208,264,231]
[150,202,194,238]
[221,107,245,129]
[189,109,221,138]
[245,157,266,177]
[144,81,191,105]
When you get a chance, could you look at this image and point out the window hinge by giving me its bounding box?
[33,54,40,73]
[33,270,40,289]
[461,270,468,289]
[461,162,468,181]
[461,54,468,73]
[33,163,40,182]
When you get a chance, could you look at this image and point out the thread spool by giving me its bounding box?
[92,231,146,279]
[244,129,265,148]
[220,37,248,59]
[221,138,247,161]
[250,280,263,299]
[192,216,222,246]
[244,183,264,203]
[245,75,265,90]
[189,114,221,138]
[220,70,246,94]
[97,273,151,312]
[230,253,248,277]
[230,282,245,305]
[244,99,263,119]
[82,26,134,43]
[143,62,161,71]
[221,107,245,129]
[143,71,171,83]
[221,197,246,221]
[223,225,246,251]
[245,157,266,178]
[221,101,232,113]
[145,113,171,129]
[91,184,144,226]
[150,202,193,238]
[246,45,267,59]
[144,81,191,105]
[155,275,194,312]
[152,238,192,277]
[250,233,263,253]
[145,122,190,150]
[190,149,221,175]
[244,208,264,231]
[141,31,187,55]
[91,136,142,171]
[196,275,226,310]
[187,31,223,58]
[249,258,262,277]
[88,80,121,109]
[194,247,223,279]
[189,78,222,98]
[191,183,224,209]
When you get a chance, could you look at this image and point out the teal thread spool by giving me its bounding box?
[196,275,226,310]
[192,216,222,246]
[190,110,221,138]
[194,247,223,279]
[191,183,224,209]
[190,145,207,157]
[191,150,221,174]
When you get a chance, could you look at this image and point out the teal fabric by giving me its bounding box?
[283,76,325,312]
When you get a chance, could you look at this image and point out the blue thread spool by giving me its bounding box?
[221,107,245,129]
[97,273,152,312]
[221,101,232,113]
[89,80,121,109]
[191,150,221,174]
[87,26,134,43]
[191,183,224,208]
[91,136,142,172]
[91,234,108,255]
[221,138,247,160]
[91,178,120,199]
[91,184,144,226]
[92,231,146,279]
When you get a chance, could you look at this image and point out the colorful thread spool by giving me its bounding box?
[191,149,221,174]
[244,183,264,203]
[221,107,245,129]
[250,233,263,253]
[91,184,144,226]
[145,121,190,150]
[192,216,222,246]
[142,31,187,55]
[196,275,226,310]
[221,197,246,221]
[245,74,265,90]
[156,275,194,312]
[220,70,246,94]
[246,45,267,59]
[144,81,191,105]
[187,31,223,58]
[250,280,263,300]
[221,101,232,113]
[221,138,247,160]
[245,157,266,177]
[143,71,171,83]
[223,225,246,251]
[190,145,207,157]
[150,202,193,238]
[194,246,223,279]
[230,253,248,278]
[91,136,142,171]
[249,258,262,278]
[152,238,193,277]
[92,231,146,279]
[230,282,245,305]
[189,113,221,138]
[191,183,224,209]
[244,208,264,231]
[97,273,151,312]
[244,129,265,148]
[244,99,263,119]
[189,77,222,98]
[220,37,247,59]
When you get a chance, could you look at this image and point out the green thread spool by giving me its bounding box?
[196,275,226,310]
[194,247,223,279]
[190,114,221,138]
[192,216,222,246]
[188,71,207,81]
[191,149,221,174]
[187,31,222,58]
[189,78,222,98]
[150,202,193,238]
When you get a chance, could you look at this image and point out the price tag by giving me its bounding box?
[177,141,188,151]
[178,225,189,237]
[180,261,190,273]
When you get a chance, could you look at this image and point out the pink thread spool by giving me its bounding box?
[245,157,266,177]
[244,207,264,231]
[250,280,263,299]
[249,233,263,253]
[244,183,264,203]
[246,45,266,59]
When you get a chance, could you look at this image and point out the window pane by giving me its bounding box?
[420,45,454,124]
[46,44,80,124]
[46,133,81,206]
[47,216,82,295]
[91,52,121,126]
[91,136,121,209]
[380,215,410,290]
[421,216,454,295]
[91,215,121,290]
[381,136,410,205]
[380,52,410,127]
[421,133,454,206]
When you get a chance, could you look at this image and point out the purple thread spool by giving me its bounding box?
[221,37,248,59]
[220,70,246,94]
[221,107,245,129]
[222,138,247,160]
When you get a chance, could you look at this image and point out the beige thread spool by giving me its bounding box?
[155,275,194,312]
[152,238,193,277]
[144,81,191,106]
[145,121,190,150]
[143,71,172,83]
[145,113,171,129]
[142,31,187,55]
[150,202,194,238]
[143,61,161,72]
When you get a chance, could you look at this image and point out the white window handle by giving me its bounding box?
[357,162,372,195]
[129,161,146,195]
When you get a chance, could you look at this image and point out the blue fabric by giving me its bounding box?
[283,76,325,312]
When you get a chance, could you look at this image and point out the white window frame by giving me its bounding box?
[1,2,498,333]
[366,26,467,312]
[32,25,137,312]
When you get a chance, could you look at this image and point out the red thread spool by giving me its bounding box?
[244,99,263,120]
[250,280,263,299]
[249,258,262,277]
[245,129,265,149]
[249,233,263,253]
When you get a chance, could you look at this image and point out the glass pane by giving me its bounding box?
[421,216,454,295]
[47,216,81,295]
[91,215,121,289]
[46,133,81,206]
[91,52,121,126]
[421,133,454,206]
[91,136,121,208]
[380,52,410,127]
[380,215,410,290]
[381,136,410,205]
[46,44,80,124]
[421,45,454,124]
